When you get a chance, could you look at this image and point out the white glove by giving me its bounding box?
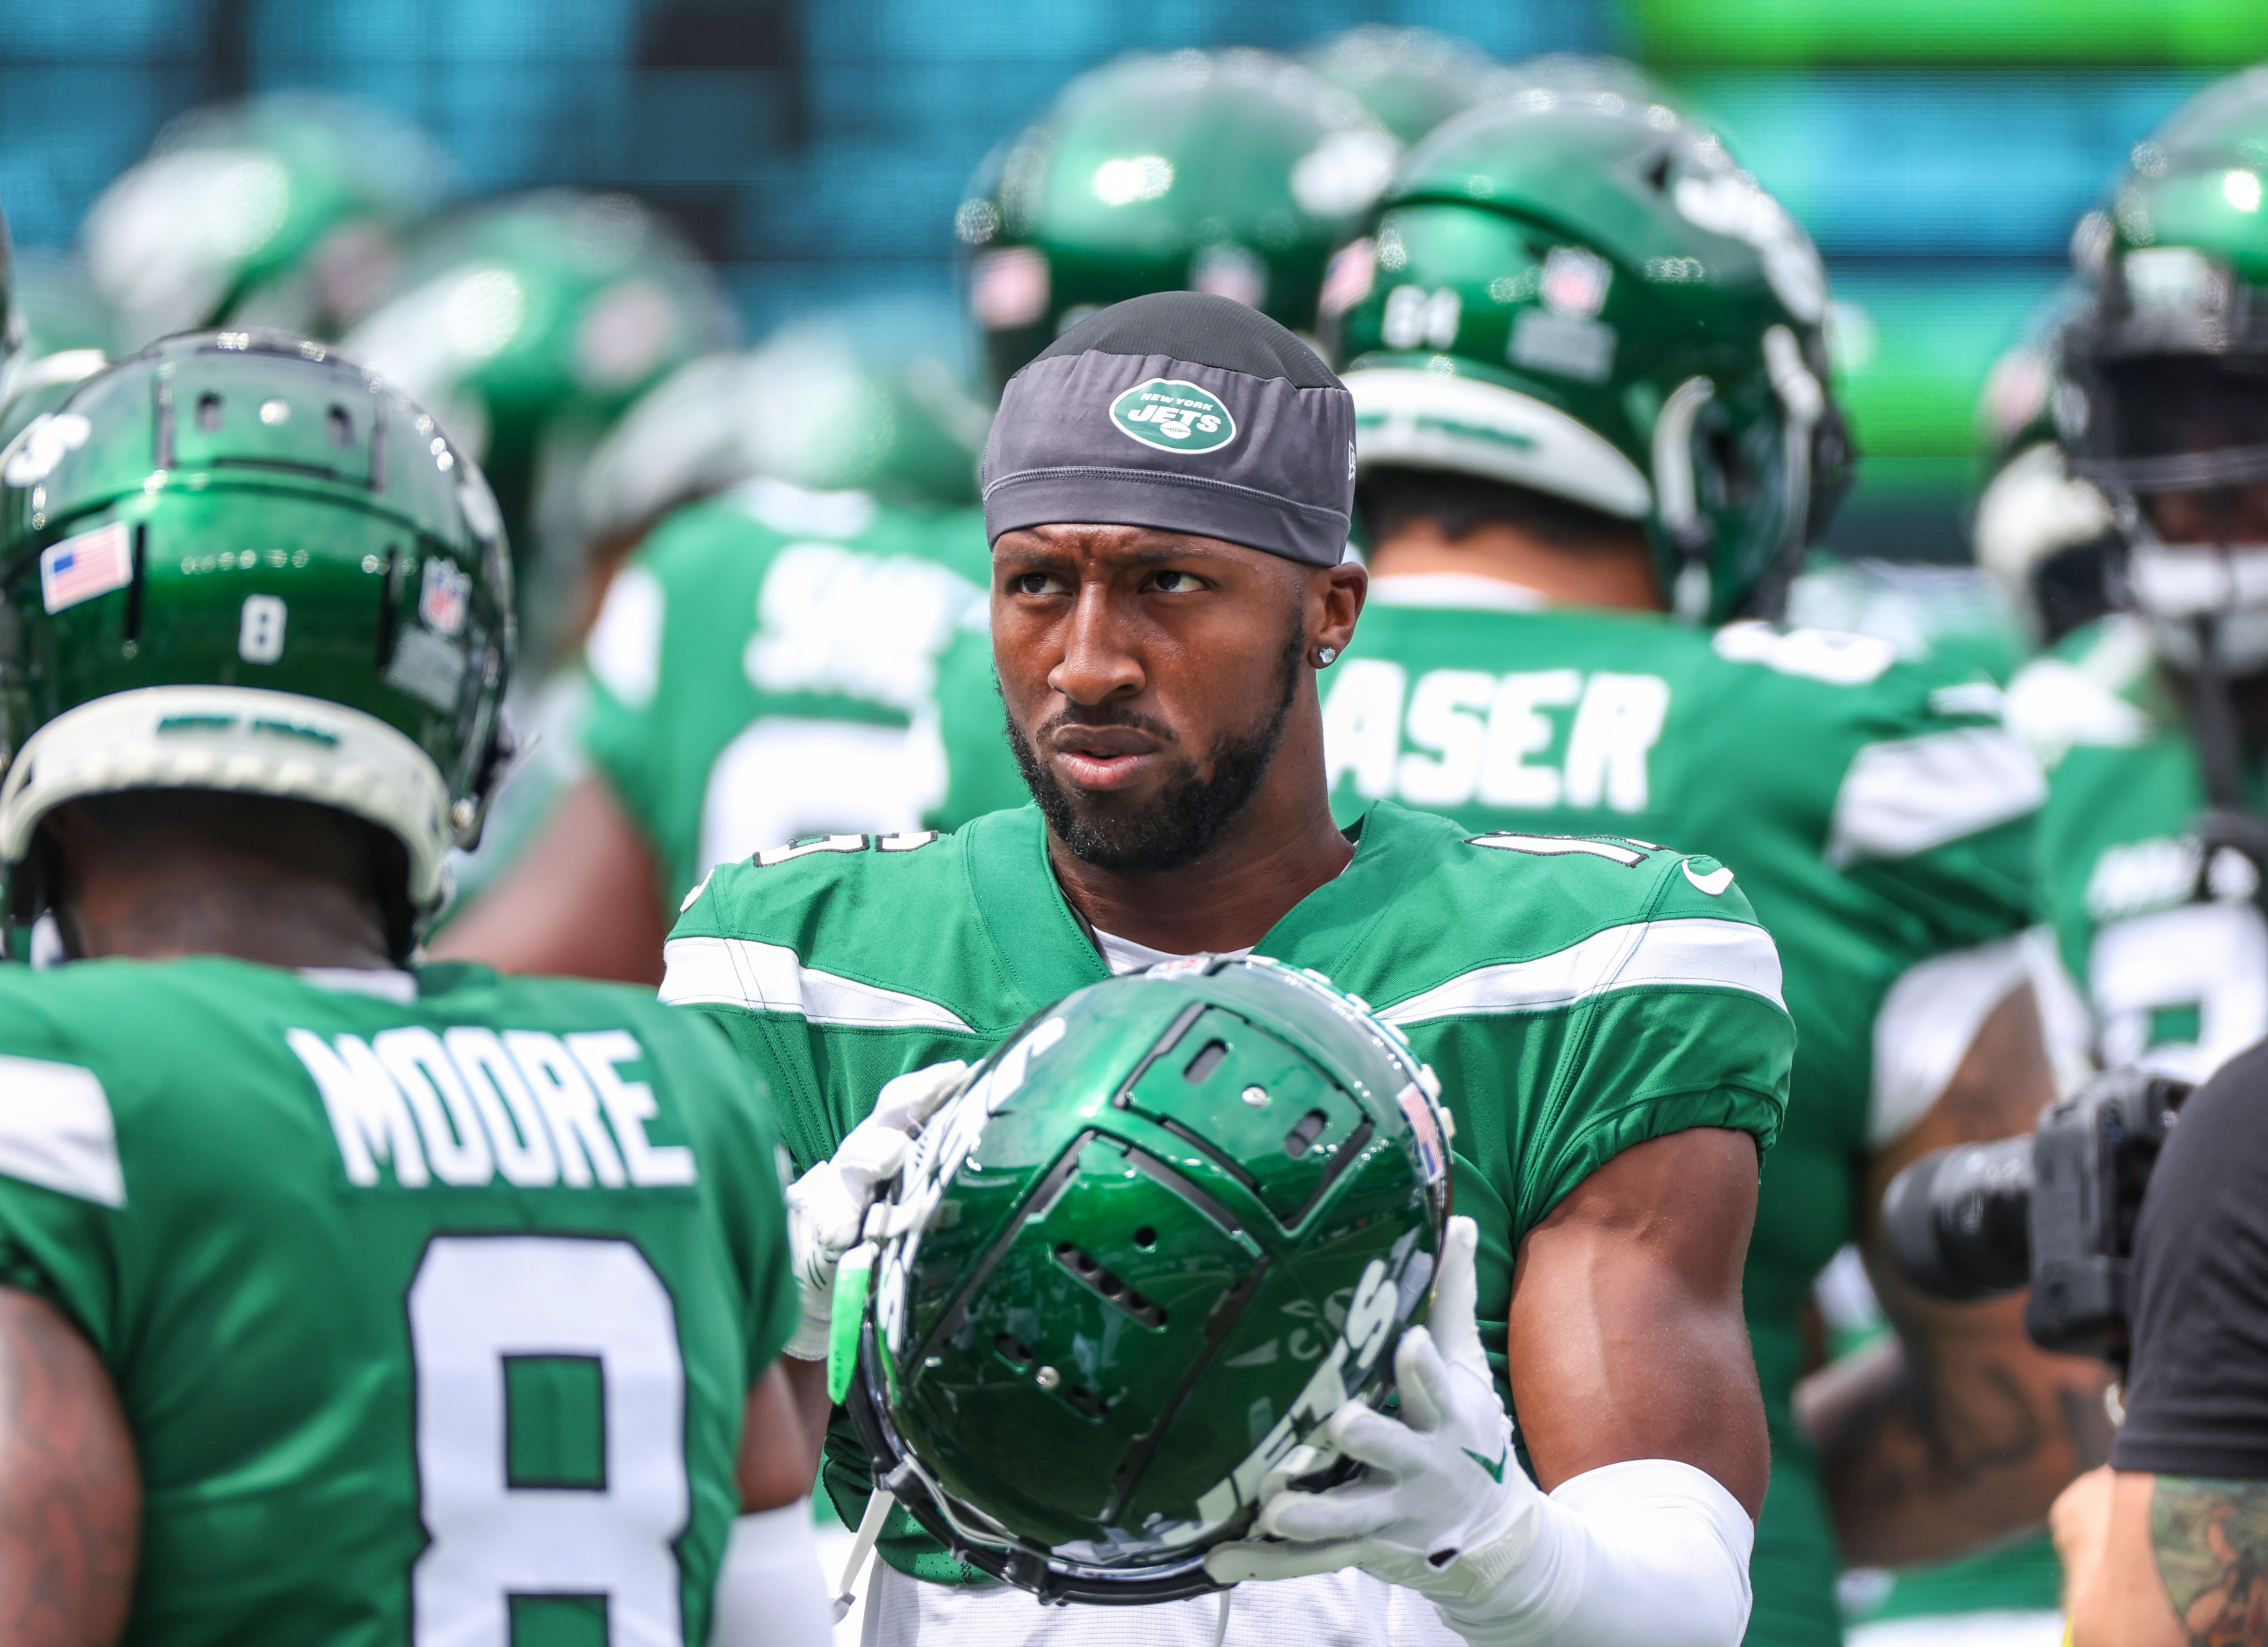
[782,1059,970,1360]
[1204,1214,1540,1603]
[1205,1213,1757,1647]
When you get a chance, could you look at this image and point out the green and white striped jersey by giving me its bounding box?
[662,799,1795,1583]
[581,478,989,914]
[0,957,797,1647]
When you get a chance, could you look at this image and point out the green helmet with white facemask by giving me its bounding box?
[956,50,1400,393]
[0,332,512,958]
[1328,90,1851,624]
[843,954,1452,1603]
[82,93,454,350]
[2062,65,2268,675]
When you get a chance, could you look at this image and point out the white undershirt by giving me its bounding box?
[1091,929,1252,977]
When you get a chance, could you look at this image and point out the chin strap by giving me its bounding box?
[831,1484,898,1623]
[1210,1586,1234,1647]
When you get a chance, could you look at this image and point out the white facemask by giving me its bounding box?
[2124,514,2268,673]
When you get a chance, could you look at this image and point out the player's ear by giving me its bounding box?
[1308,559,1367,663]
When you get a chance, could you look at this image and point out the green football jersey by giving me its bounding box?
[2011,614,2268,1082]
[663,800,1795,1583]
[0,957,797,1647]
[1311,579,2045,1646]
[582,476,990,913]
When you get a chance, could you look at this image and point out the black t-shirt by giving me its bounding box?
[2113,1036,2268,1476]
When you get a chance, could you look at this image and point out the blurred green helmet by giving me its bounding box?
[0,332,512,956]
[845,953,1452,1602]
[343,192,734,657]
[82,93,454,350]
[1971,288,2119,645]
[1298,26,1508,147]
[957,49,1400,392]
[579,330,988,546]
[1330,91,1851,624]
[2062,66,2268,668]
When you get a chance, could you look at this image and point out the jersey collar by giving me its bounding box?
[964,802,1439,1005]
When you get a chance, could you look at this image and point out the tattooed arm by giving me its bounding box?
[0,1288,139,1647]
[1799,983,2114,1566]
[2055,1466,2268,1647]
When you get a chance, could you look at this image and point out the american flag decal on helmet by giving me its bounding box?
[39,522,133,615]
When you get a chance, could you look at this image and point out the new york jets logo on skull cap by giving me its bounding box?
[1110,378,1237,453]
[982,292,1355,567]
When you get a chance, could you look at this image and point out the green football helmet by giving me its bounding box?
[0,332,512,958]
[843,953,1453,1602]
[956,49,1400,392]
[578,329,988,547]
[2060,67,2268,673]
[342,192,735,661]
[1329,90,1852,624]
[82,93,454,350]
[1298,27,1509,147]
[1971,287,2119,645]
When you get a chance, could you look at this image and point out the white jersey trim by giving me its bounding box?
[1827,725,2046,868]
[1377,916,1785,1025]
[0,1055,125,1207]
[1866,934,2035,1148]
[659,936,977,1034]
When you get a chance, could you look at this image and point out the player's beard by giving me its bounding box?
[1006,622,1305,875]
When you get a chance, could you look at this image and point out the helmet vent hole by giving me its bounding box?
[1184,1039,1229,1082]
[1062,1384,1106,1419]
[1054,1242,1168,1327]
[994,1332,1034,1366]
[1284,1110,1329,1159]
[1645,150,1673,193]
[1132,1225,1158,1250]
[195,392,223,433]
[327,406,354,446]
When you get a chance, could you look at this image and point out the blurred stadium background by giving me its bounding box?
[5,0,2263,565]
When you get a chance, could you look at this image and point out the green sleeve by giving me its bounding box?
[0,1008,127,1360]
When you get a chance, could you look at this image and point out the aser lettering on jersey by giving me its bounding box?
[289,1027,694,1191]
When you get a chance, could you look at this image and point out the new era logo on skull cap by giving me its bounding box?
[1109,379,1237,454]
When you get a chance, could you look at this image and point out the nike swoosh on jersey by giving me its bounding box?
[1462,1446,1508,1483]
[1683,860,1736,896]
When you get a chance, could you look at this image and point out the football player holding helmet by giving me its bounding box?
[669,291,1788,1647]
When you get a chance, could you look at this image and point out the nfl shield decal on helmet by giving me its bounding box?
[418,556,471,637]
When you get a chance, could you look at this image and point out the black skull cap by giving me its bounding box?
[982,292,1355,566]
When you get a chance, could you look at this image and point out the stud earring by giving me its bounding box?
[1314,646,1339,667]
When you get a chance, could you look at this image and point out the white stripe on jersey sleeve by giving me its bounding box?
[0,1056,125,1207]
[1827,725,2046,868]
[1378,916,1785,1025]
[659,936,977,1034]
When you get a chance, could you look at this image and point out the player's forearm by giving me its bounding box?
[0,1291,139,1647]
[1799,1304,2112,1566]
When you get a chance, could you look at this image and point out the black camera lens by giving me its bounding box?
[1882,1136,2036,1302]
